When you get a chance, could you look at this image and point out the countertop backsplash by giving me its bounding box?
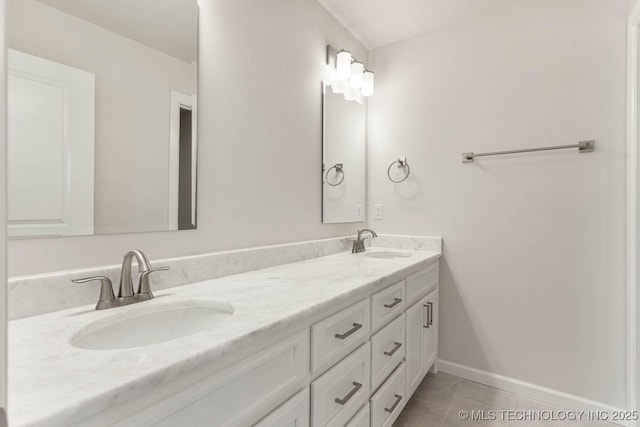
[8,234,442,320]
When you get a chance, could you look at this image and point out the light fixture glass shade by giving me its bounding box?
[350,61,364,88]
[362,70,374,96]
[336,50,352,80]
[335,78,348,95]
[323,64,336,87]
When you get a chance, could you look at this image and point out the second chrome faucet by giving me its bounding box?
[73,250,169,310]
[352,229,378,253]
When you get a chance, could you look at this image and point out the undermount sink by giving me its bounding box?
[365,251,413,259]
[70,299,234,350]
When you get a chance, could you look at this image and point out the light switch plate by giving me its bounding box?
[374,204,383,220]
[355,204,363,220]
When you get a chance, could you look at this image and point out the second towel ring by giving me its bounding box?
[387,157,410,183]
[325,163,345,186]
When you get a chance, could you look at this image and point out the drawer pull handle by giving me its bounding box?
[385,394,403,413]
[423,303,431,329]
[384,342,402,357]
[334,381,362,405]
[384,298,402,309]
[335,323,362,340]
[427,301,434,325]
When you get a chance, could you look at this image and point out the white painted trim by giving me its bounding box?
[628,2,640,423]
[168,90,197,230]
[438,359,631,427]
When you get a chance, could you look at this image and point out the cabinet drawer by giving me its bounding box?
[254,388,309,427]
[371,281,405,332]
[311,342,371,427]
[311,299,370,373]
[370,314,405,392]
[370,363,407,427]
[122,331,309,427]
[346,403,370,427]
[405,263,438,307]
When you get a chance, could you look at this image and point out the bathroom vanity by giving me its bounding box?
[8,240,441,427]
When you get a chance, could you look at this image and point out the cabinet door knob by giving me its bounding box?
[334,381,362,405]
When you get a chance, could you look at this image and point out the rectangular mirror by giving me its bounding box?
[322,46,366,224]
[7,0,198,237]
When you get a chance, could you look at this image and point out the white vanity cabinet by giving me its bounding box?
[112,259,439,427]
[404,264,439,400]
[117,331,310,427]
[405,296,428,397]
[254,389,310,427]
[423,289,439,371]
[405,288,439,398]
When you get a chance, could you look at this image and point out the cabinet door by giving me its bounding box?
[254,389,309,427]
[423,289,438,372]
[405,296,427,398]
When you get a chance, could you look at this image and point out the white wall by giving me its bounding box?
[9,0,196,235]
[368,0,628,408]
[8,0,367,275]
[0,0,7,414]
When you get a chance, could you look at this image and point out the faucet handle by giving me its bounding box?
[137,266,170,300]
[72,276,115,310]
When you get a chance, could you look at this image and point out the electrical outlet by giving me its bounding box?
[374,204,383,220]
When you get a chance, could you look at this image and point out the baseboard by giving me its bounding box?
[438,359,632,427]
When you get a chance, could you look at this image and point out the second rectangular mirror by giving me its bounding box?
[322,46,366,224]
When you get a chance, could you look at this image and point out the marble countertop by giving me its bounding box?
[8,247,441,427]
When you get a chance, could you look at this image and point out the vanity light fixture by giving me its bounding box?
[326,45,373,101]
[336,50,352,80]
[362,70,375,97]
[349,61,364,89]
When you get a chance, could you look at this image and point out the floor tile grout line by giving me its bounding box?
[439,379,461,427]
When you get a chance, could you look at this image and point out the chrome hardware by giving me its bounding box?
[352,228,378,253]
[72,250,169,310]
[384,342,402,357]
[384,298,402,309]
[427,301,434,326]
[334,381,362,405]
[462,140,595,163]
[137,266,170,301]
[387,157,410,183]
[72,276,115,310]
[385,394,403,413]
[335,323,362,340]
[325,163,345,186]
[119,250,152,298]
[423,302,431,329]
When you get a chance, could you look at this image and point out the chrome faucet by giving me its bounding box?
[73,250,169,310]
[118,250,152,299]
[352,229,378,253]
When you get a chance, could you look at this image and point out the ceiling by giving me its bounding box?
[35,0,198,62]
[318,0,514,49]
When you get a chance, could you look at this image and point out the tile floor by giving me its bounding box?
[393,373,618,427]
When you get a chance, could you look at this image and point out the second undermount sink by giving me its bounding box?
[365,251,413,259]
[70,299,234,350]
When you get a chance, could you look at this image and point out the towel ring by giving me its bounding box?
[325,163,345,186]
[387,157,410,183]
